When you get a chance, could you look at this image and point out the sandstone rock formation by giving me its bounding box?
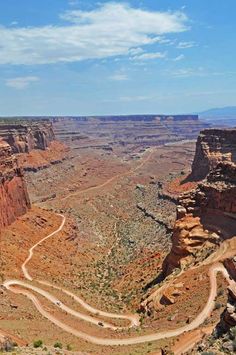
[191,128,236,180]
[163,129,236,275]
[0,140,30,229]
[216,258,236,331]
[53,115,209,149]
[142,129,236,319]
[0,121,55,153]
[162,215,219,275]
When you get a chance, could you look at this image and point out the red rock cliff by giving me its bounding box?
[0,140,30,229]
[163,129,236,275]
[191,128,236,181]
[0,121,55,153]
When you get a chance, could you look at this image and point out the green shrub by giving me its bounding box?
[33,339,43,348]
[66,344,73,351]
[214,302,221,310]
[54,341,63,349]
[233,339,236,351]
[230,326,236,340]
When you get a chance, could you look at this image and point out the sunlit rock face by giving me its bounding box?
[191,128,236,181]
[0,140,30,229]
[0,121,55,153]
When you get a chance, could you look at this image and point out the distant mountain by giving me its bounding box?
[198,106,236,127]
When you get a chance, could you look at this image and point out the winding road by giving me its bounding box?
[1,147,236,350]
[3,226,236,346]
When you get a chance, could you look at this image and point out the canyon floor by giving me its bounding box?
[0,138,233,354]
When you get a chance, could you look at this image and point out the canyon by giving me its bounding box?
[0,119,68,229]
[0,139,30,229]
[0,117,236,354]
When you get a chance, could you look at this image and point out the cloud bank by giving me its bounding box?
[0,3,189,65]
[5,76,39,89]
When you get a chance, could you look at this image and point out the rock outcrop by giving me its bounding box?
[191,128,236,180]
[142,129,236,318]
[0,121,55,153]
[0,120,68,171]
[222,258,236,328]
[53,115,209,149]
[162,215,219,275]
[179,161,236,216]
[0,140,30,229]
[163,129,236,275]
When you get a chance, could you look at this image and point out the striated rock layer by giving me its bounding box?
[191,128,236,180]
[53,115,209,148]
[0,121,55,153]
[0,140,30,229]
[222,258,236,328]
[163,129,236,275]
[143,128,236,317]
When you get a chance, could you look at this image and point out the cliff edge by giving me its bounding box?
[0,140,30,229]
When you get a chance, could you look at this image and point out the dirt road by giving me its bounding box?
[2,147,236,350]
[3,213,236,346]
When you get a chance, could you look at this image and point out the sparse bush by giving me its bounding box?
[33,339,43,348]
[217,289,224,297]
[54,341,63,349]
[214,302,222,310]
[233,339,236,351]
[230,326,236,340]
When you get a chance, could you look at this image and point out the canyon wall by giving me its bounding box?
[0,121,55,154]
[53,115,209,148]
[0,120,68,171]
[142,128,236,316]
[0,119,65,228]
[191,128,236,180]
[0,140,30,229]
[163,128,236,275]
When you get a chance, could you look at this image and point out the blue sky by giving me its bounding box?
[0,0,235,116]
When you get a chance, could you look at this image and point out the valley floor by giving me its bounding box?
[1,141,234,354]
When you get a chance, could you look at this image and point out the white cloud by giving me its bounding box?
[169,67,205,77]
[68,0,79,6]
[131,52,166,61]
[109,73,128,81]
[177,41,196,49]
[119,95,154,102]
[0,3,189,65]
[168,68,236,78]
[129,47,144,56]
[5,76,39,89]
[173,54,185,61]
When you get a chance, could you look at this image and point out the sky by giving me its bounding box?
[0,0,235,116]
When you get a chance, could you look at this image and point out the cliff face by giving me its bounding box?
[191,128,236,180]
[163,129,236,275]
[0,121,68,171]
[53,115,209,148]
[0,140,30,229]
[0,122,55,154]
[162,215,219,275]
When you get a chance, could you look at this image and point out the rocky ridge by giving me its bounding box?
[0,139,30,229]
[142,129,236,316]
[163,129,236,276]
[191,128,236,180]
[53,115,209,150]
[0,121,55,153]
[0,119,68,229]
